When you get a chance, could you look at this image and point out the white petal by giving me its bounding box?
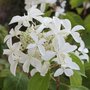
[28,5,43,17]
[9,16,22,24]
[10,61,18,76]
[71,32,82,43]
[23,59,31,73]
[40,3,46,12]
[36,24,45,34]
[3,49,11,55]
[54,68,63,77]
[40,62,50,76]
[69,62,80,70]
[38,45,45,55]
[64,69,73,77]
[53,17,61,32]
[80,53,89,62]
[62,19,71,30]
[57,35,65,49]
[23,20,30,27]
[18,51,28,63]
[42,51,56,61]
[6,38,12,49]
[52,37,59,52]
[9,29,15,36]
[31,69,38,76]
[4,35,11,42]
[39,38,46,45]
[52,58,61,64]
[30,58,42,72]
[27,44,36,49]
[79,41,88,53]
[63,43,77,53]
[8,54,14,64]
[45,0,56,3]
[30,32,38,42]
[13,42,21,50]
[44,31,53,37]
[72,25,85,32]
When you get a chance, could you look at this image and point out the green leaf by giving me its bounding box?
[70,71,82,87]
[82,33,90,49]
[76,8,83,14]
[62,12,84,26]
[0,25,8,44]
[83,69,90,89]
[2,73,28,90]
[85,60,90,70]
[0,77,5,89]
[69,86,89,90]
[0,69,11,77]
[70,53,85,76]
[44,10,53,17]
[84,15,90,32]
[28,73,50,90]
[70,0,84,8]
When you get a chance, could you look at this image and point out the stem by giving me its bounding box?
[55,77,60,90]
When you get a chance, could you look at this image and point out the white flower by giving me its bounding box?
[9,6,43,27]
[23,49,42,73]
[78,40,88,53]
[3,39,26,75]
[30,61,50,76]
[27,5,43,19]
[55,1,66,17]
[4,0,88,77]
[9,15,30,27]
[4,25,21,42]
[52,36,79,77]
[75,51,89,62]
[54,57,80,77]
[44,17,62,37]
[61,19,85,43]
[52,35,77,55]
[25,0,56,12]
[36,17,52,34]
[27,31,46,55]
[3,39,21,63]
[54,67,74,77]
[41,50,56,61]
[40,61,50,76]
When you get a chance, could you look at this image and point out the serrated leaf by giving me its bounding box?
[28,73,50,90]
[2,73,28,90]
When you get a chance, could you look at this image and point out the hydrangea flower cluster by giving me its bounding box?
[3,0,89,77]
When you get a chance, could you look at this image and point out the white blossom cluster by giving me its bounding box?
[25,0,66,16]
[3,0,89,77]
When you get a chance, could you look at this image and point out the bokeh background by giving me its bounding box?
[0,0,90,90]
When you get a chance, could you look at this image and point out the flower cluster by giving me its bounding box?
[25,0,66,16]
[3,0,89,77]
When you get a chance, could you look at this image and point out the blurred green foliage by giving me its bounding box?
[0,25,7,56]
